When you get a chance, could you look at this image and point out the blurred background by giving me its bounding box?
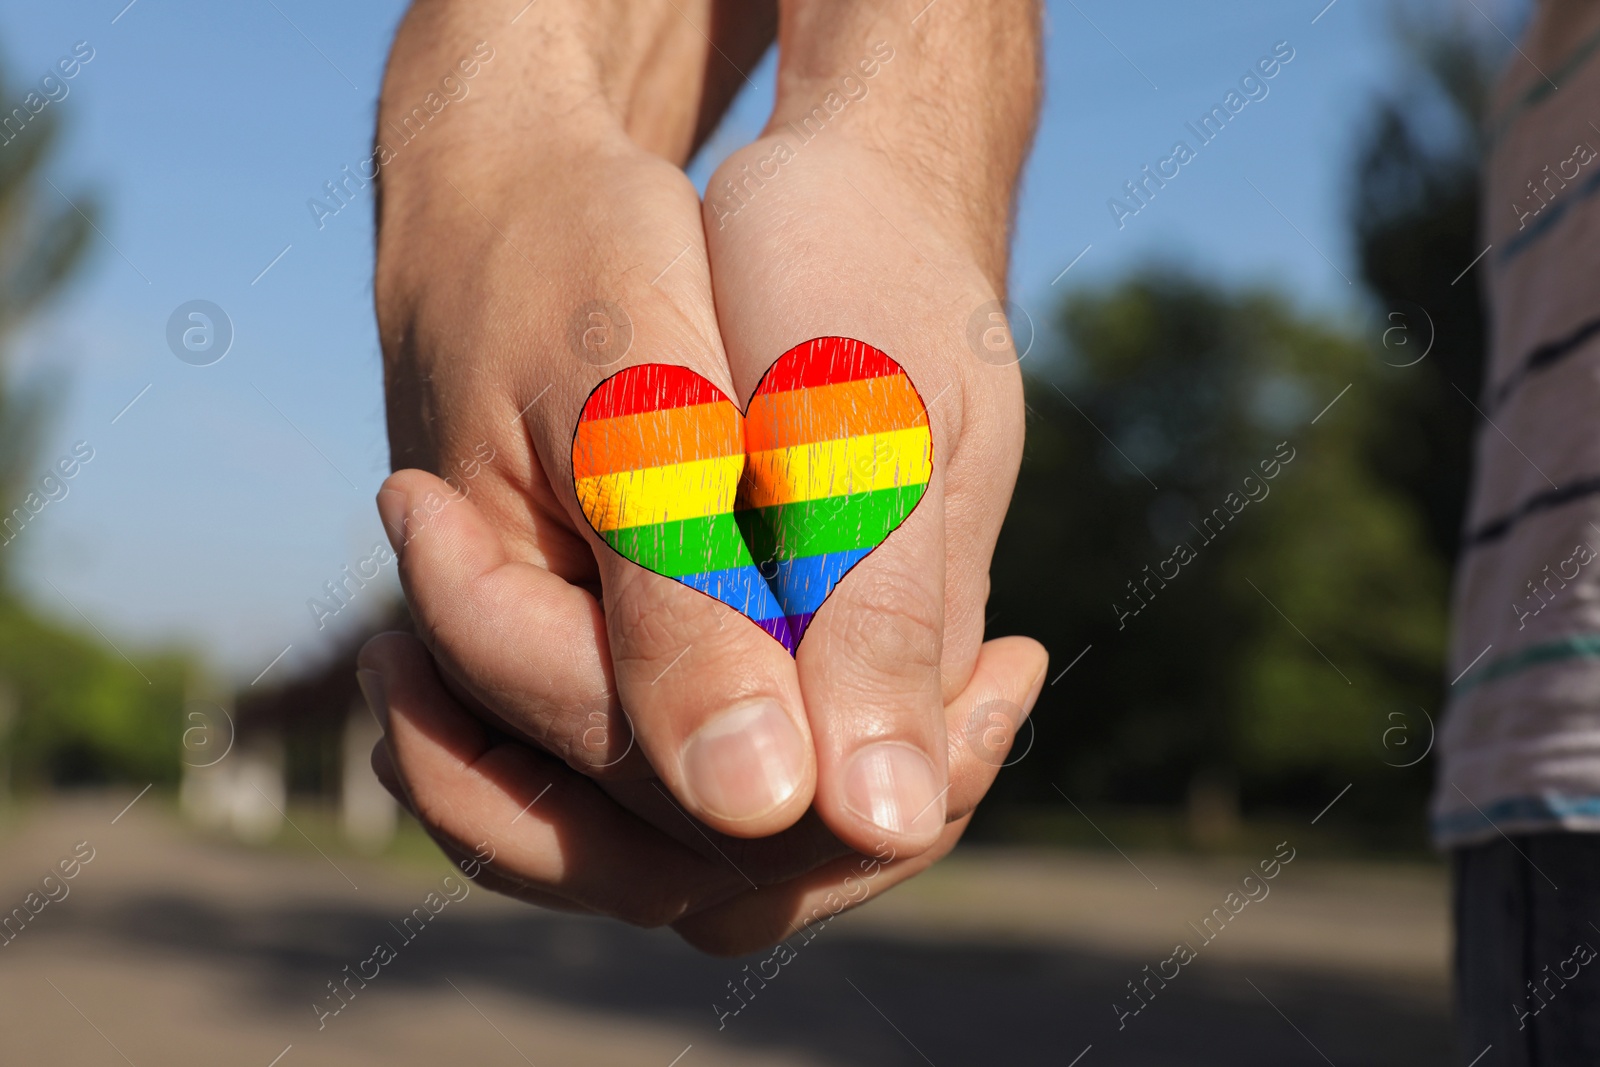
[0,0,1517,1063]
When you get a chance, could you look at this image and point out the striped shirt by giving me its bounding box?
[1432,0,1600,846]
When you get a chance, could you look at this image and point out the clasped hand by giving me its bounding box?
[360,0,1044,954]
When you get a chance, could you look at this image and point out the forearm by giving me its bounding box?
[769,0,1042,285]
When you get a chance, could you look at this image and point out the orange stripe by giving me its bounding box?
[745,374,927,453]
[572,400,743,480]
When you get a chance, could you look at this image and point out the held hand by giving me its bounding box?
[693,3,1044,857]
[356,614,1044,953]
[368,0,1045,948]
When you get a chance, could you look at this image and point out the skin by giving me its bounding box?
[366,0,1043,953]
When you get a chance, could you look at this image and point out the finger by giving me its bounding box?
[565,359,819,838]
[358,631,748,927]
[793,518,1043,857]
[723,335,954,856]
[596,778,855,885]
[361,563,844,889]
[369,740,594,914]
[799,477,949,856]
[671,816,971,957]
[376,469,645,778]
[703,123,1029,857]
[596,634,1045,887]
[942,635,1049,820]
[369,731,408,807]
[365,475,847,887]
[379,151,819,832]
[666,637,1045,954]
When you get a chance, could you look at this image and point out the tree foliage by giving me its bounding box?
[981,273,1448,828]
[0,48,189,789]
[0,599,188,787]
[0,56,93,563]
[1350,10,1495,565]
[978,11,1496,835]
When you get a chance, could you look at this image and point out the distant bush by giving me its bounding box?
[0,598,191,788]
[981,270,1447,829]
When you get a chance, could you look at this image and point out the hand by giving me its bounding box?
[697,0,1044,860]
[357,621,1044,952]
[368,0,1044,951]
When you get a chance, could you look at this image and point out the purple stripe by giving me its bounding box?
[752,614,819,655]
[752,613,817,655]
[785,612,816,652]
[755,614,796,653]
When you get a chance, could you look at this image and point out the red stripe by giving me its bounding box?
[755,337,901,394]
[579,364,729,422]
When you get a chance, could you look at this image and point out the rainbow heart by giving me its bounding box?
[571,337,932,655]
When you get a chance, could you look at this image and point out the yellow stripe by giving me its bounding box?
[740,427,931,508]
[576,454,745,532]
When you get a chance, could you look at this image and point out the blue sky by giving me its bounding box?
[0,0,1517,681]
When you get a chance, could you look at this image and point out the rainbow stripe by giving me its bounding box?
[572,337,931,654]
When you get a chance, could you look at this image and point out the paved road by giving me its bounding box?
[0,794,1453,1066]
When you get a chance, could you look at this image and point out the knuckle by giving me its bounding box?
[607,574,725,668]
[556,703,640,780]
[820,562,943,680]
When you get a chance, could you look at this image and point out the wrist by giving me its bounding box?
[766,0,1041,281]
[378,0,773,169]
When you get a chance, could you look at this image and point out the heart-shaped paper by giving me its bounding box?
[571,336,932,655]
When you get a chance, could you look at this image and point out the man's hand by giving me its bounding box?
[375,0,824,841]
[357,619,1045,953]
[701,0,1043,856]
[368,0,1044,950]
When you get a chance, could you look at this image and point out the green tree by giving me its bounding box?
[0,49,189,790]
[0,599,189,787]
[0,57,93,574]
[1350,11,1497,566]
[982,271,1447,832]
[978,9,1498,842]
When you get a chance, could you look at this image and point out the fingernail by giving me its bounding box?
[357,669,389,733]
[1022,663,1048,716]
[376,488,407,558]
[844,742,943,837]
[680,700,806,822]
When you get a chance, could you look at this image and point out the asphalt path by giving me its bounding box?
[0,795,1453,1066]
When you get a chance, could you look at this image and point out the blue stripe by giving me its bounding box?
[667,549,877,644]
[679,564,785,622]
[1484,24,1600,148]
[1432,792,1600,844]
[768,548,872,617]
[1500,167,1600,266]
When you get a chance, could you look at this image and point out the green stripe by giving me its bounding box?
[1455,633,1600,694]
[738,484,925,564]
[604,513,754,576]
[1486,23,1600,148]
[604,484,926,576]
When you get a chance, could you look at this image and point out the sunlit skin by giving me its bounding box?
[363,0,1044,953]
